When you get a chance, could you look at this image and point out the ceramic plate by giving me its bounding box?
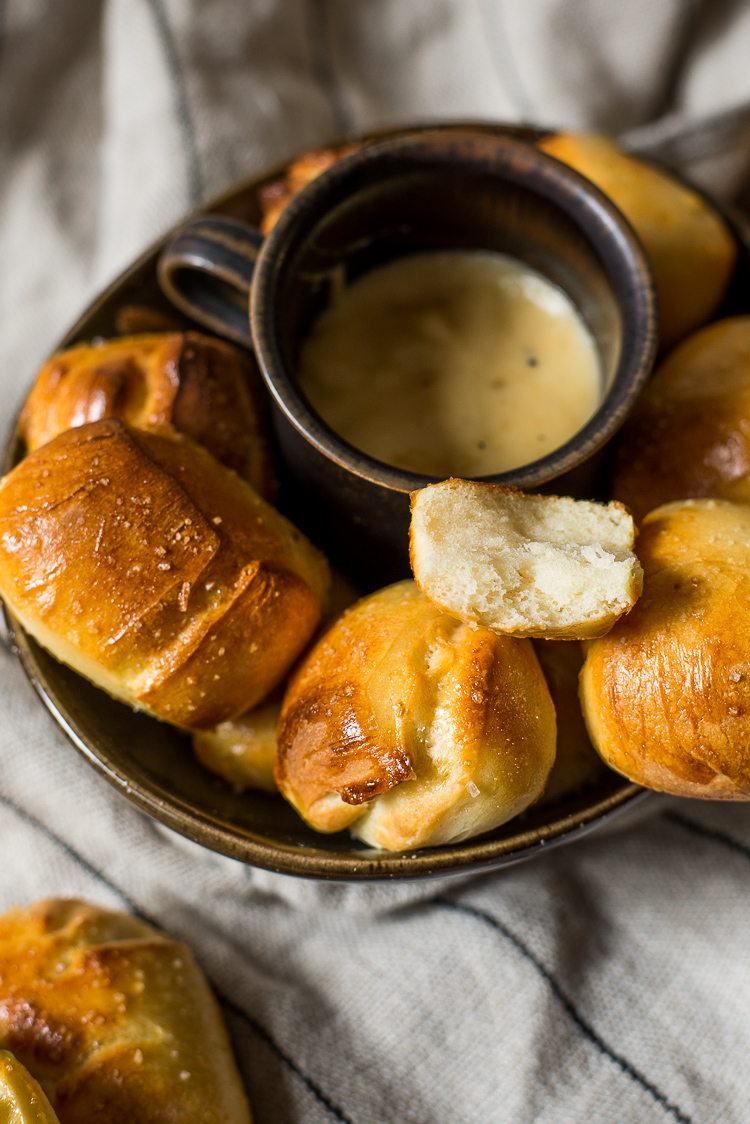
[7,123,747,879]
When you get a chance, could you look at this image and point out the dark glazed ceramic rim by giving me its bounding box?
[1,612,654,879]
[250,129,658,494]
[2,121,691,880]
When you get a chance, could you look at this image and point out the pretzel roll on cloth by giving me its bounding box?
[581,499,750,798]
[0,419,329,728]
[276,580,556,850]
[0,899,251,1124]
[19,332,275,498]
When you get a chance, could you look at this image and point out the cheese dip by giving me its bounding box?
[297,250,602,477]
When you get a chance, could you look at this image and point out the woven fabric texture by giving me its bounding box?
[2,3,750,1121]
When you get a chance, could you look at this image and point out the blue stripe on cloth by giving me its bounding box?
[664,809,750,866]
[0,789,355,1124]
[434,896,693,1124]
[144,0,204,206]
[304,0,353,136]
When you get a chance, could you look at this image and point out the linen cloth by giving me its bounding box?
[2,3,750,1121]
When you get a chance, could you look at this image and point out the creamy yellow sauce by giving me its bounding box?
[298,250,602,476]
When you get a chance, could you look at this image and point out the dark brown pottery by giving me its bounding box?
[159,129,658,587]
[7,121,750,880]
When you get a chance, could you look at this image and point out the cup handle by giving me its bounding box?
[157,216,264,348]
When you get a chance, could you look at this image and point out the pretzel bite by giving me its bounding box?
[581,499,750,798]
[612,316,750,523]
[275,580,556,850]
[258,145,360,234]
[0,418,329,728]
[19,332,275,499]
[192,566,359,790]
[532,639,606,803]
[193,688,282,791]
[0,1052,60,1124]
[539,132,736,349]
[0,899,251,1124]
[410,480,642,640]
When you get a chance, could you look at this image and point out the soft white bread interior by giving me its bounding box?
[276,580,556,851]
[0,898,251,1124]
[410,479,642,639]
[0,418,329,728]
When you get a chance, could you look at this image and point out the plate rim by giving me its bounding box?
[1,608,651,879]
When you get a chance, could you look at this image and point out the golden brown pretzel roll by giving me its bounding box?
[276,580,556,850]
[113,305,182,335]
[0,1052,60,1124]
[0,899,251,1124]
[539,132,736,350]
[192,566,360,790]
[531,639,606,803]
[19,332,275,499]
[0,418,329,728]
[258,145,360,234]
[611,316,750,524]
[580,499,750,798]
[193,688,282,791]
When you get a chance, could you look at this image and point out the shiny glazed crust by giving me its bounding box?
[539,132,736,350]
[257,145,361,234]
[580,499,750,798]
[0,1051,60,1123]
[193,689,281,791]
[276,581,557,850]
[612,316,750,524]
[0,419,329,728]
[192,567,359,790]
[19,332,276,499]
[0,900,251,1124]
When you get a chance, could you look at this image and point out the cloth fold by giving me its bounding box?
[2,2,750,1120]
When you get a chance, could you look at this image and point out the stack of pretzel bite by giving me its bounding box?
[6,130,750,1124]
[1,129,749,874]
[0,320,643,853]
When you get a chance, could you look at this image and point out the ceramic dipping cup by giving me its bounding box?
[158,130,657,587]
